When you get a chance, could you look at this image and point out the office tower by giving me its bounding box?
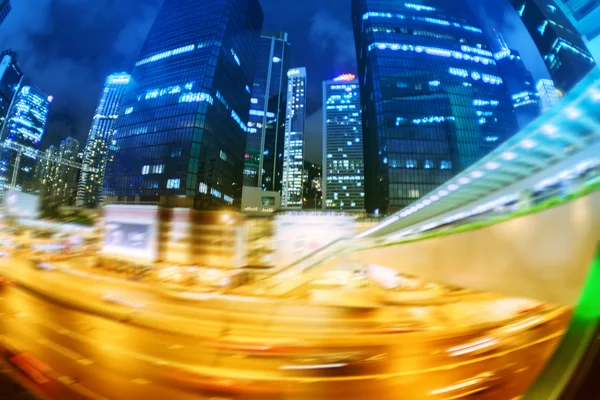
[0,50,23,133]
[0,86,51,190]
[103,0,263,209]
[555,0,600,60]
[281,67,306,209]
[243,32,291,192]
[76,73,130,207]
[510,0,595,93]
[0,0,11,26]
[494,49,542,129]
[322,74,365,211]
[38,137,80,206]
[352,0,519,214]
[537,78,560,111]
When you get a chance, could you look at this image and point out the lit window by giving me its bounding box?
[167,179,180,189]
[124,107,133,115]
[142,165,150,175]
[408,189,420,198]
[440,160,452,170]
[425,160,434,169]
[199,182,208,194]
[406,159,416,168]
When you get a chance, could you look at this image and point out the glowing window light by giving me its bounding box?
[449,67,468,78]
[124,107,133,115]
[405,3,435,11]
[178,92,214,104]
[135,44,195,67]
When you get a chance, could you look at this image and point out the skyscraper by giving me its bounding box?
[510,0,595,93]
[243,32,291,192]
[322,74,365,211]
[77,73,130,207]
[0,50,23,133]
[0,86,51,190]
[537,78,560,111]
[39,137,80,206]
[352,0,519,213]
[281,67,306,209]
[0,0,11,26]
[103,0,263,209]
[554,0,600,61]
[494,49,542,129]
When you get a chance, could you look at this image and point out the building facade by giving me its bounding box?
[103,0,264,209]
[494,49,542,129]
[243,32,291,192]
[322,74,365,211]
[555,0,600,61]
[0,0,11,26]
[0,50,23,133]
[0,86,51,190]
[510,0,595,93]
[537,78,560,111]
[77,73,130,207]
[37,137,80,206]
[352,0,519,213]
[281,67,306,209]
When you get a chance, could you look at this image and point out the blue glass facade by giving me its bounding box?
[243,32,291,192]
[510,0,596,93]
[322,75,365,211]
[0,1,11,26]
[0,86,52,189]
[352,0,519,214]
[77,73,130,207]
[0,50,23,133]
[104,0,263,209]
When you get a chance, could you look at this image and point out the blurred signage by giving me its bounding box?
[4,190,40,219]
[102,205,159,262]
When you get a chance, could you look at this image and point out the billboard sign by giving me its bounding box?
[4,190,40,219]
[102,205,159,262]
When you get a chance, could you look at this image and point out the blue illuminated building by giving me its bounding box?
[281,67,306,209]
[0,86,52,189]
[243,32,291,192]
[103,0,263,209]
[322,74,365,211]
[352,0,519,214]
[510,0,595,93]
[555,0,600,61]
[494,47,542,129]
[77,73,130,207]
[0,0,11,26]
[0,50,23,133]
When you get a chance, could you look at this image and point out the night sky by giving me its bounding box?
[0,0,550,163]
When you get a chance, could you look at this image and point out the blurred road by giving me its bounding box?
[0,255,569,400]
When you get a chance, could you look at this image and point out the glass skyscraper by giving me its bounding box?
[243,32,291,192]
[0,50,23,133]
[39,137,80,206]
[352,0,519,214]
[322,74,365,211]
[494,48,542,129]
[0,86,52,190]
[537,78,560,111]
[555,0,600,61]
[510,0,596,93]
[281,67,306,209]
[77,73,130,207]
[0,1,11,26]
[103,0,263,209]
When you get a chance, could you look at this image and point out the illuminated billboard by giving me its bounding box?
[4,190,40,219]
[102,205,159,262]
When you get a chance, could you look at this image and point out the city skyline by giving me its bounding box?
[0,0,555,164]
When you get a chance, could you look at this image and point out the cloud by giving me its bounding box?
[308,10,356,71]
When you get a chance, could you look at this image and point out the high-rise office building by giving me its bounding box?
[281,67,306,209]
[494,49,542,129]
[38,137,80,206]
[537,78,560,111]
[0,0,11,26]
[555,0,600,61]
[77,73,130,207]
[243,32,291,192]
[0,86,52,190]
[103,0,263,209]
[0,50,23,133]
[510,0,595,93]
[322,74,365,211]
[352,0,519,213]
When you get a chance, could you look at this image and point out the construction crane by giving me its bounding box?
[1,141,99,189]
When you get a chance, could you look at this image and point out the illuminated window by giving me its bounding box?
[167,179,180,189]
[142,165,150,175]
[440,160,452,170]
